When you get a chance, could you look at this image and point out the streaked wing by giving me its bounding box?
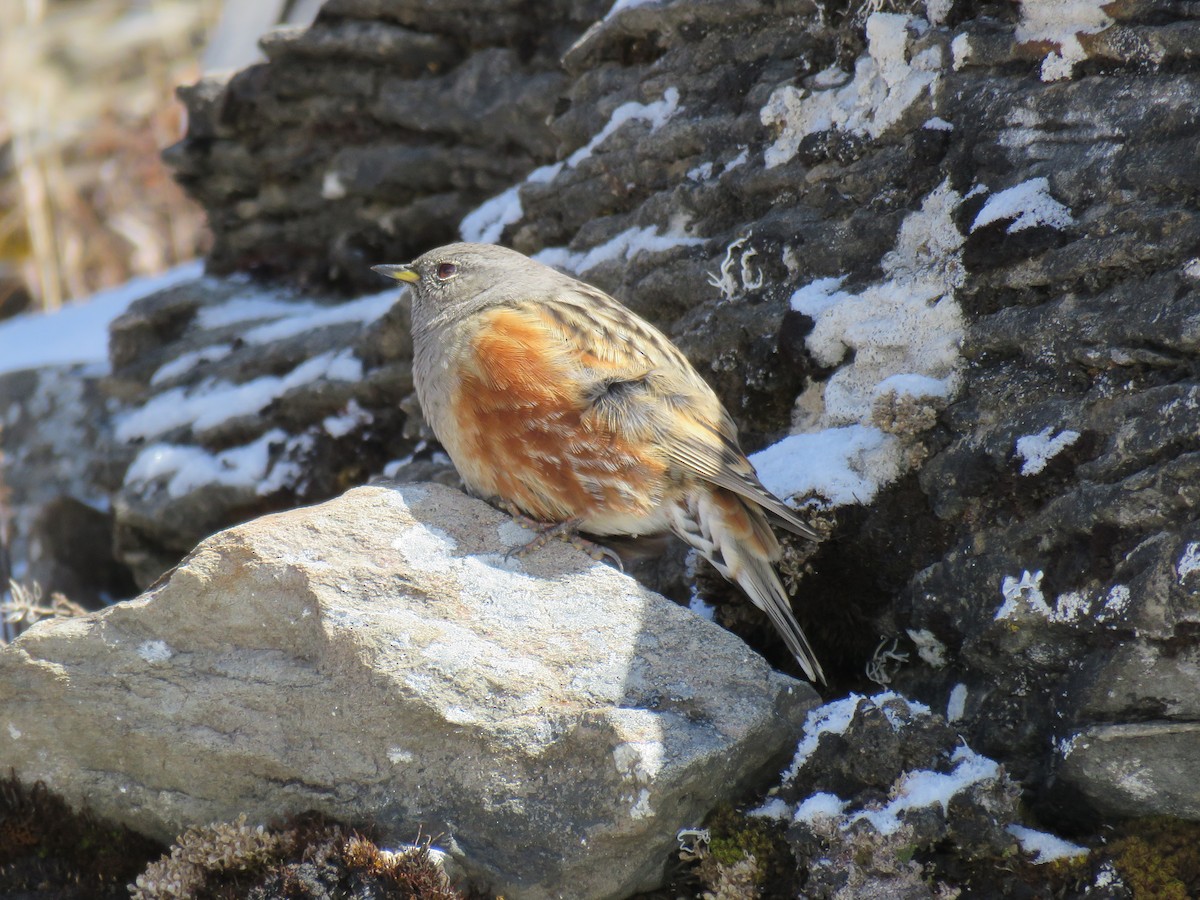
[505,288,821,543]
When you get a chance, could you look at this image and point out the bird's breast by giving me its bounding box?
[435,306,675,529]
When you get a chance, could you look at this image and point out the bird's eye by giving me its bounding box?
[436,262,458,280]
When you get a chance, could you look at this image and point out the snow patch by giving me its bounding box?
[461,88,680,243]
[0,261,203,377]
[760,13,943,168]
[793,792,848,824]
[1007,824,1088,864]
[747,797,793,820]
[150,344,235,386]
[777,180,963,504]
[459,163,561,245]
[534,221,704,275]
[972,178,1075,234]
[946,684,968,723]
[242,292,394,344]
[784,694,868,783]
[323,399,374,438]
[117,350,362,441]
[750,426,903,509]
[604,0,662,19]
[125,429,294,498]
[1015,426,1080,475]
[1016,0,1113,82]
[1177,542,1200,583]
[850,745,1000,836]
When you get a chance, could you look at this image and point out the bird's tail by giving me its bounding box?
[671,487,827,685]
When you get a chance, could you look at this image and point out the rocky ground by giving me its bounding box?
[2,0,1200,896]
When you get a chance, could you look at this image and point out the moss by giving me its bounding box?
[0,771,166,897]
[1107,817,1200,900]
[133,811,463,900]
[693,804,796,897]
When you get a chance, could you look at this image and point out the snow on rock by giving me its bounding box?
[461,88,681,244]
[1177,542,1200,583]
[322,399,374,438]
[750,426,902,508]
[1006,824,1088,864]
[1015,0,1114,82]
[150,344,235,386]
[972,178,1075,234]
[946,684,968,723]
[0,261,203,377]
[604,0,662,19]
[792,791,849,824]
[534,220,704,275]
[760,13,944,168]
[125,429,291,499]
[1014,426,1081,475]
[849,745,1000,836]
[116,350,364,442]
[995,570,1050,620]
[783,693,872,782]
[460,163,562,245]
[793,179,964,429]
[751,180,964,510]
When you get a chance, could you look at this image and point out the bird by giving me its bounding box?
[372,242,826,684]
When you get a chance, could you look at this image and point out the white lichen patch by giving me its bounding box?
[761,13,944,167]
[613,740,666,783]
[796,180,964,431]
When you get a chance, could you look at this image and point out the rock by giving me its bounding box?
[744,692,1057,899]
[1058,722,1200,821]
[0,482,817,899]
[0,364,132,606]
[166,0,608,292]
[105,273,416,587]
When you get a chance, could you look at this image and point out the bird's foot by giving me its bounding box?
[501,508,624,571]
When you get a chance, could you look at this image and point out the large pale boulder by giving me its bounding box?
[0,482,816,899]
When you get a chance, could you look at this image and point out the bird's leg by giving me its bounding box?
[497,503,623,571]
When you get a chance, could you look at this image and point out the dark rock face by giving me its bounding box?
[766,693,1026,898]
[105,275,418,587]
[167,0,608,292]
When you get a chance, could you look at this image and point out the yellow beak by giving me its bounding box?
[371,263,419,283]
